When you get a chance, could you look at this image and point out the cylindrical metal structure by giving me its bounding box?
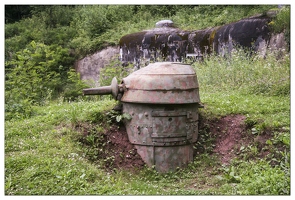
[83,77,119,99]
[83,62,202,172]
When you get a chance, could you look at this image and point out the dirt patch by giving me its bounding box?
[97,115,250,169]
[210,115,247,164]
[76,122,145,171]
[104,125,146,170]
[200,114,273,165]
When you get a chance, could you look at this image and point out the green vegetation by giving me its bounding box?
[5,41,75,120]
[5,5,290,195]
[193,49,290,129]
[5,50,290,195]
[5,5,289,119]
[268,6,290,50]
[99,58,134,87]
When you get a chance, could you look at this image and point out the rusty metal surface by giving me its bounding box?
[123,75,198,90]
[123,103,199,172]
[135,144,194,173]
[121,90,200,104]
[121,62,201,104]
[128,62,196,75]
[123,103,199,146]
[82,62,201,172]
[83,86,113,95]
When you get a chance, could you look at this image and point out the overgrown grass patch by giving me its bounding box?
[193,50,290,96]
[5,97,290,195]
[200,91,290,130]
[217,159,290,195]
[5,99,118,195]
[5,50,290,195]
[194,50,290,131]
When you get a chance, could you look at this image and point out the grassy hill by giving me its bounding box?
[5,50,290,195]
[5,5,290,195]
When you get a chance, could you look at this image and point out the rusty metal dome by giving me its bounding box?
[121,62,201,104]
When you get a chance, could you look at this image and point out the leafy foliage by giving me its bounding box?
[62,69,89,102]
[99,56,134,87]
[69,5,134,56]
[269,6,290,50]
[5,41,74,119]
[171,5,274,30]
[4,5,290,195]
[30,5,76,28]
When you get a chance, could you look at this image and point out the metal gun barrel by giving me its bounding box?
[82,77,119,99]
[83,86,112,95]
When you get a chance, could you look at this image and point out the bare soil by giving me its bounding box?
[199,114,273,165]
[207,115,249,164]
[103,125,145,170]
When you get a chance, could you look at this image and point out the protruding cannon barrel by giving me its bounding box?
[83,77,119,99]
[83,86,112,95]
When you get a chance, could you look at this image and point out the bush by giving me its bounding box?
[99,56,133,87]
[5,15,47,61]
[69,5,134,56]
[5,41,74,119]
[62,69,89,102]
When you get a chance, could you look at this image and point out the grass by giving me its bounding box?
[5,50,290,195]
[199,91,290,130]
[193,49,290,130]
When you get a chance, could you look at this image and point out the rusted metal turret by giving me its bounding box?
[83,62,202,172]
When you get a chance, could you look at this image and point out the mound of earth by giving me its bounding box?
[103,125,145,170]
[199,114,273,165]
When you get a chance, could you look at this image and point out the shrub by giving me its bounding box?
[269,6,290,50]
[62,69,89,102]
[99,56,133,87]
[5,41,73,119]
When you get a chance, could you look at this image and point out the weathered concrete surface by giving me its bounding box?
[119,15,275,68]
[269,32,287,50]
[212,16,271,56]
[119,27,191,67]
[75,46,119,86]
